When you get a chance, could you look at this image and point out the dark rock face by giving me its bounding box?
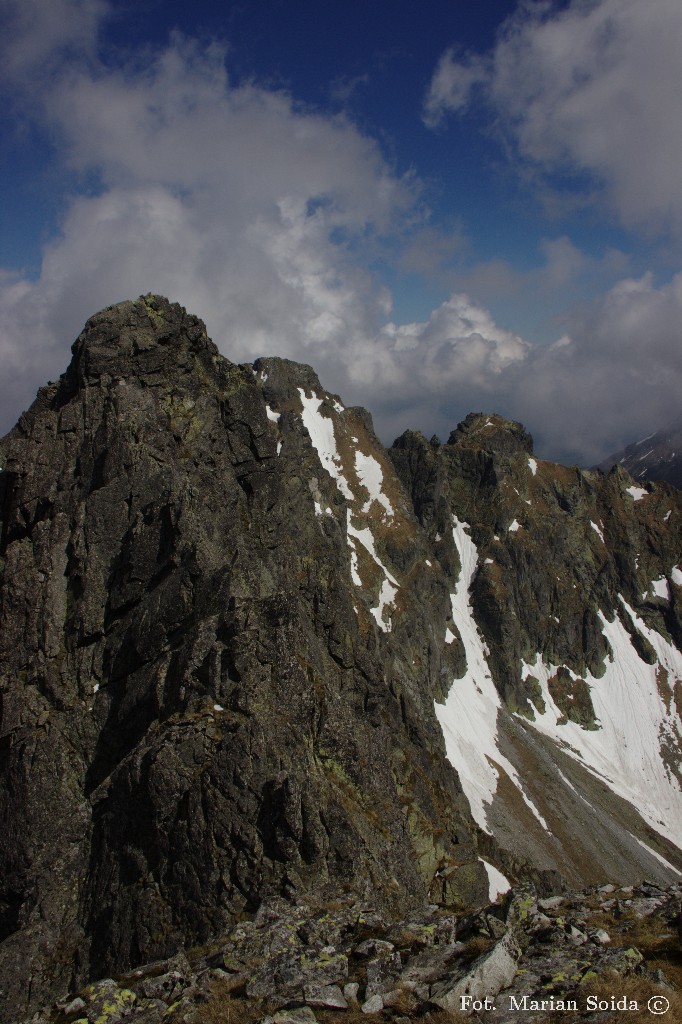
[1,297,681,1020]
[0,297,485,1020]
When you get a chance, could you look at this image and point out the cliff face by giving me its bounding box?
[0,297,485,1019]
[1,297,681,1019]
[391,419,682,886]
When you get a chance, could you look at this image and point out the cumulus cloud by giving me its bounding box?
[423,49,488,128]
[425,0,682,236]
[0,19,412,430]
[0,2,536,449]
[510,272,682,464]
[1,0,680,468]
[0,0,107,87]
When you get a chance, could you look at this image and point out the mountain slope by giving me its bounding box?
[391,419,682,885]
[1,297,681,1018]
[598,413,682,488]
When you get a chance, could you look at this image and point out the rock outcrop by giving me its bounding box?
[21,880,682,1024]
[0,297,487,1020]
[1,296,681,1020]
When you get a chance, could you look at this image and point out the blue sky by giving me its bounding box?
[1,0,681,464]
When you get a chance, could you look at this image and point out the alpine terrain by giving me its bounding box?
[599,413,682,489]
[1,296,681,1022]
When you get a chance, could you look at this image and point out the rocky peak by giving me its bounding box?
[1,297,681,1021]
[69,294,217,382]
[447,413,534,458]
[0,297,491,1021]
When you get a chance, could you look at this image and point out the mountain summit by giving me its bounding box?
[1,297,681,1019]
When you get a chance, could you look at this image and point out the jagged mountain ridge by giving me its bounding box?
[598,412,682,489]
[0,296,681,1020]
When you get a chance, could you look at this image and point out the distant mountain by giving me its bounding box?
[1,296,681,1020]
[598,413,682,488]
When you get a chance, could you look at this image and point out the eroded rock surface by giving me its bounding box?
[0,297,487,1019]
[1,296,681,1020]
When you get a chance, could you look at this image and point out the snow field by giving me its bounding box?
[521,597,682,848]
[435,518,549,834]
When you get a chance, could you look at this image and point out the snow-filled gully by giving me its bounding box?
[435,518,549,835]
[298,389,399,631]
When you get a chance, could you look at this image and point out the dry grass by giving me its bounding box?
[577,905,682,1023]
[195,977,274,1024]
[581,971,682,1024]
[316,1009,372,1024]
[459,935,495,965]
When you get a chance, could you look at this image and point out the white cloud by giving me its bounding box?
[1,1,681,471]
[423,48,488,128]
[425,0,682,237]
[511,272,682,464]
[0,27,415,432]
[0,0,108,87]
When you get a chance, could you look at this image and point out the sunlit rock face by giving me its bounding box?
[0,296,681,1020]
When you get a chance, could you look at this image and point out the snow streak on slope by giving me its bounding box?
[435,518,549,834]
[522,600,682,847]
[346,516,399,632]
[298,389,354,500]
[298,388,399,631]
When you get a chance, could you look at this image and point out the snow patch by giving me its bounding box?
[435,518,549,834]
[444,627,456,645]
[298,389,354,500]
[672,566,682,586]
[590,521,605,543]
[522,600,682,847]
[354,451,394,517]
[626,485,648,501]
[370,579,399,632]
[508,519,521,533]
[479,858,511,901]
[346,513,399,632]
[633,837,682,877]
[528,457,537,476]
[646,577,670,601]
[664,510,672,523]
[266,405,280,423]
